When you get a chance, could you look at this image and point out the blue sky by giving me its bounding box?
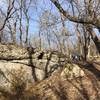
[0,0,75,35]
[0,0,99,47]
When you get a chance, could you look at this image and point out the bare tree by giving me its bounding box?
[22,0,32,46]
[50,0,100,54]
[0,0,15,31]
[18,0,23,46]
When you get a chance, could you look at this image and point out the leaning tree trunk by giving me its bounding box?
[86,26,100,54]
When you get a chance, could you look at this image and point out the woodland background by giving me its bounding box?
[0,0,100,100]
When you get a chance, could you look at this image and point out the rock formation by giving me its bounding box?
[0,43,99,100]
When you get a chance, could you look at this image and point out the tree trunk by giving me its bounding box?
[87,26,100,54]
[12,22,16,44]
[25,15,29,47]
[19,18,23,46]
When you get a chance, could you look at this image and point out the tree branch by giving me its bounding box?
[50,0,100,29]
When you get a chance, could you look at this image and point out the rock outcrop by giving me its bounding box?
[0,43,99,100]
